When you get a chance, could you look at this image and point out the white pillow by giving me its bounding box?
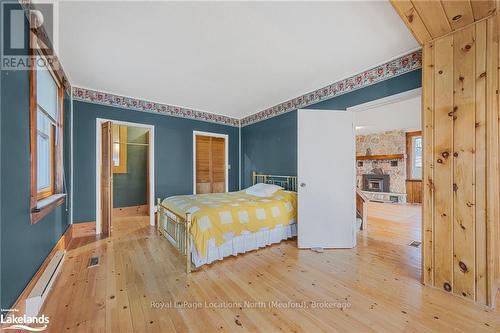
[245,189,268,197]
[245,183,283,197]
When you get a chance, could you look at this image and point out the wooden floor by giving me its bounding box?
[40,204,500,332]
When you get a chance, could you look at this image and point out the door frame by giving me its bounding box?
[192,130,229,194]
[96,118,155,233]
[346,87,423,280]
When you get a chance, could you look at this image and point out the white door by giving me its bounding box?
[297,109,356,249]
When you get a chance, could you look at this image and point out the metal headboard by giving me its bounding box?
[252,171,298,192]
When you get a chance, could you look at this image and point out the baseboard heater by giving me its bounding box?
[25,250,65,317]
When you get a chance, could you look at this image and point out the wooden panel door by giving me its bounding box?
[195,135,226,194]
[211,137,226,193]
[196,135,212,194]
[101,121,113,237]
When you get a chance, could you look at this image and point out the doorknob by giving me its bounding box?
[300,183,306,188]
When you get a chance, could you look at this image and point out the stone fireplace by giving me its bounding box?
[356,130,407,203]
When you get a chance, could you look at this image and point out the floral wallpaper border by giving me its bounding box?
[73,49,422,128]
[72,87,241,127]
[240,49,422,126]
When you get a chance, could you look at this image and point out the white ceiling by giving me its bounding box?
[58,1,418,119]
[352,92,421,135]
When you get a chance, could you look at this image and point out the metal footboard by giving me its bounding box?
[156,198,192,273]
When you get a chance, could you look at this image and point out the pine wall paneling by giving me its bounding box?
[391,0,499,306]
[429,15,499,306]
[422,41,435,286]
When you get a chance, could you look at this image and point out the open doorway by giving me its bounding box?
[96,119,155,236]
[349,88,422,276]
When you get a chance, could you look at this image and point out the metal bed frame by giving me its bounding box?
[156,171,298,273]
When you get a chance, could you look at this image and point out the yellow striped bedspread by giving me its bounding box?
[162,190,297,257]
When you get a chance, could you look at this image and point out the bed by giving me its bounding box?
[156,172,298,272]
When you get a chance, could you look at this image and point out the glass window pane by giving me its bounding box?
[37,111,52,191]
[37,131,51,191]
[412,136,422,179]
[37,109,50,135]
[36,55,58,120]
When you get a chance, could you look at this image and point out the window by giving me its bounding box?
[406,131,422,180]
[412,136,422,179]
[30,51,65,223]
[36,55,58,199]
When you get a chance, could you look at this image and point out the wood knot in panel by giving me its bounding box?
[458,261,468,273]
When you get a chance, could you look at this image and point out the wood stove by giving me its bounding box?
[362,174,390,193]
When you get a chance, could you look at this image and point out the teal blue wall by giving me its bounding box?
[241,111,297,189]
[73,101,240,223]
[0,2,72,308]
[241,69,422,188]
[113,126,148,208]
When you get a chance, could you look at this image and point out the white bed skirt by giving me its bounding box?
[191,222,297,267]
[190,222,297,267]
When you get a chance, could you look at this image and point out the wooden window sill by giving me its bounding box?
[31,193,66,224]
